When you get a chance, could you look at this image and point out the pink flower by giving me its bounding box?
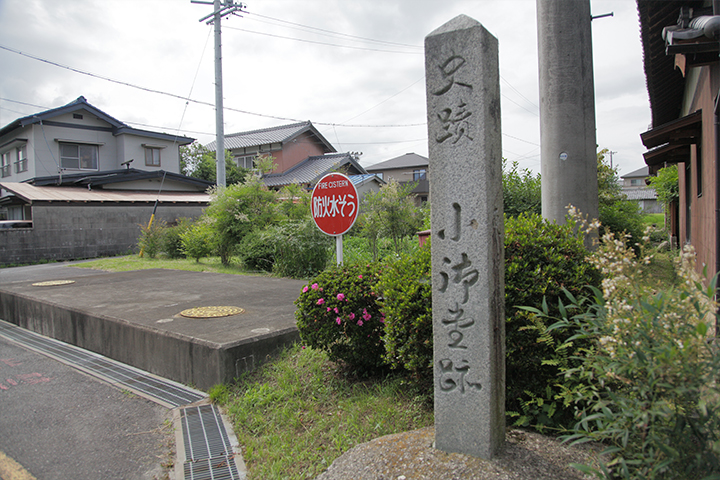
[362,308,371,321]
[336,317,342,325]
[349,312,355,320]
[337,293,345,301]
[357,319,364,326]
[327,307,332,312]
[311,283,319,290]
[334,307,340,314]
[358,275,363,279]
[317,298,325,306]
[302,286,308,293]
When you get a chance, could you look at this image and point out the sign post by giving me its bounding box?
[310,172,359,265]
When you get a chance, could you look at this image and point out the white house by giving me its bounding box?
[0,96,211,265]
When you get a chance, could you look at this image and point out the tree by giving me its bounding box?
[179,142,249,186]
[502,158,541,217]
[203,176,279,265]
[359,179,422,260]
[647,164,679,208]
[596,148,644,245]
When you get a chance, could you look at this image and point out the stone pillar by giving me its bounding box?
[425,14,505,459]
[537,0,599,223]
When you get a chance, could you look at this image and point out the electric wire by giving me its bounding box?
[224,26,423,54]
[244,11,423,50]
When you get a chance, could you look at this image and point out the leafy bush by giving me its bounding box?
[365,212,598,432]
[162,218,192,259]
[504,212,600,430]
[204,178,279,265]
[531,223,720,479]
[180,219,214,262]
[138,219,166,258]
[359,179,423,260]
[295,264,386,375]
[503,159,541,217]
[378,243,433,378]
[237,229,276,272]
[237,220,331,277]
[599,199,644,247]
[339,234,419,265]
[272,219,332,279]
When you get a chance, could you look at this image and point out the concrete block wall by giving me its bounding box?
[0,203,205,265]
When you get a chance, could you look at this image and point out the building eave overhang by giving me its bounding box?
[641,109,701,171]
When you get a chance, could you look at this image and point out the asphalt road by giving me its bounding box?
[0,335,173,480]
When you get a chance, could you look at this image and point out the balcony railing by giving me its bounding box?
[401,179,429,195]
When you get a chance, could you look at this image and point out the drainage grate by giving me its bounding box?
[181,404,241,480]
[0,319,206,408]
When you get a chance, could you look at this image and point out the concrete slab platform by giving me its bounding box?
[0,265,306,390]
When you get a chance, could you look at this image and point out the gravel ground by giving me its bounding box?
[316,427,600,480]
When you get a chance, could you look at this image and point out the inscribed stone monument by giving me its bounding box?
[424,14,505,459]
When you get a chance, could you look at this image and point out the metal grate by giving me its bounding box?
[0,319,206,408]
[181,404,241,480]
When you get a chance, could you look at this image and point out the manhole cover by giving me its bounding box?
[32,280,76,287]
[179,306,245,318]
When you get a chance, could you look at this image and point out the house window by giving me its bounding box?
[413,169,427,181]
[145,147,161,167]
[236,155,256,169]
[1,151,11,177]
[15,145,27,173]
[60,143,98,170]
[630,178,643,186]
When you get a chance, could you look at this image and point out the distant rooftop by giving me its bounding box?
[622,166,650,179]
[206,121,336,153]
[365,153,428,171]
[262,153,366,187]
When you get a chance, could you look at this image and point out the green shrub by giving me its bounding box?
[532,227,720,479]
[295,264,386,375]
[180,219,214,262]
[379,243,432,377]
[204,178,279,265]
[138,219,166,258]
[272,219,332,279]
[237,229,276,272]
[162,218,192,259]
[599,199,644,248]
[503,159,541,217]
[504,213,600,430]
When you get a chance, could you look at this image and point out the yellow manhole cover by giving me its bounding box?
[32,280,76,287]
[179,306,245,318]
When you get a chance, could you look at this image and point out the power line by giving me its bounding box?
[224,26,423,54]
[0,44,423,128]
[244,11,423,50]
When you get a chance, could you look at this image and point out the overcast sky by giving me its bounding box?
[0,0,650,176]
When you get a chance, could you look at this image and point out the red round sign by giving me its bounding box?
[311,173,359,236]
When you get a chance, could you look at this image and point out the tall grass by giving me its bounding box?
[209,344,433,480]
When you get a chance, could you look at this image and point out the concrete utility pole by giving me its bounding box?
[192,0,245,187]
[537,0,599,224]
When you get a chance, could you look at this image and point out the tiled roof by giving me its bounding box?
[0,96,194,145]
[622,166,650,178]
[206,121,335,152]
[0,182,210,204]
[349,174,384,187]
[365,153,428,171]
[262,153,367,187]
